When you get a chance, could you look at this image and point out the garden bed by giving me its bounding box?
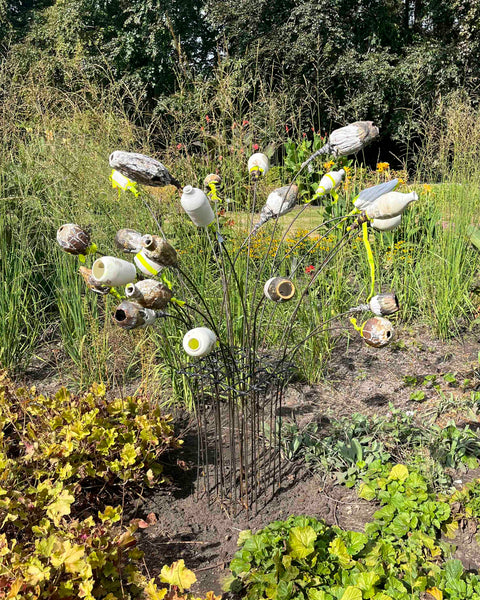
[130,325,480,595]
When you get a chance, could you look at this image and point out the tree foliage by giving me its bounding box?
[6,0,216,97]
[2,0,480,153]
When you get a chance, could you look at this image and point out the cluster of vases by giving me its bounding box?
[56,120,419,356]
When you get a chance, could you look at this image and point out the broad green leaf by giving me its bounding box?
[329,538,353,568]
[389,513,411,538]
[160,559,196,592]
[443,520,458,539]
[36,535,56,557]
[343,531,368,555]
[45,489,75,525]
[445,559,463,582]
[144,579,168,600]
[288,526,317,559]
[388,464,409,482]
[63,542,87,574]
[340,586,362,600]
[308,589,330,600]
[277,579,294,600]
[445,578,466,596]
[98,505,122,523]
[230,557,250,574]
[121,443,138,467]
[26,561,51,585]
[78,578,94,598]
[358,483,376,501]
[237,529,252,546]
[356,572,379,593]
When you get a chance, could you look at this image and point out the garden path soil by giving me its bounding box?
[131,326,480,595]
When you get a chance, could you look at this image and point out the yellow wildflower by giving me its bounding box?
[423,184,432,193]
[323,160,334,170]
[376,162,390,173]
[44,129,54,141]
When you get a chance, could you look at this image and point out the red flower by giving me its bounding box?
[305,265,315,274]
[285,125,289,133]
[205,115,211,123]
[253,143,259,150]
[242,119,249,126]
[302,132,306,138]
[176,143,182,150]
[218,155,223,161]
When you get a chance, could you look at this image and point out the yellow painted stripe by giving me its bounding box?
[325,173,336,187]
[350,316,366,336]
[362,221,375,301]
[135,252,158,275]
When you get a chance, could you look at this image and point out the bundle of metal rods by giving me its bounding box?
[179,349,293,516]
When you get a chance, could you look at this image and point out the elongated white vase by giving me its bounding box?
[92,256,136,286]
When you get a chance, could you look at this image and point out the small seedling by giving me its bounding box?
[410,390,426,402]
[444,372,458,385]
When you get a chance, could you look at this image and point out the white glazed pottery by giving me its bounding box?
[183,327,217,357]
[371,215,402,231]
[134,249,162,276]
[92,256,136,286]
[181,186,215,227]
[316,169,345,195]
[247,153,269,176]
[263,277,296,302]
[365,191,418,220]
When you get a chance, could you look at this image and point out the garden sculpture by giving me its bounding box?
[247,152,270,178]
[181,185,215,227]
[251,184,299,234]
[56,122,420,516]
[114,228,144,253]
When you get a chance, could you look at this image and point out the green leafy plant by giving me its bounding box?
[0,376,180,491]
[283,407,480,491]
[0,375,182,599]
[283,134,352,205]
[409,390,426,402]
[229,465,480,599]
